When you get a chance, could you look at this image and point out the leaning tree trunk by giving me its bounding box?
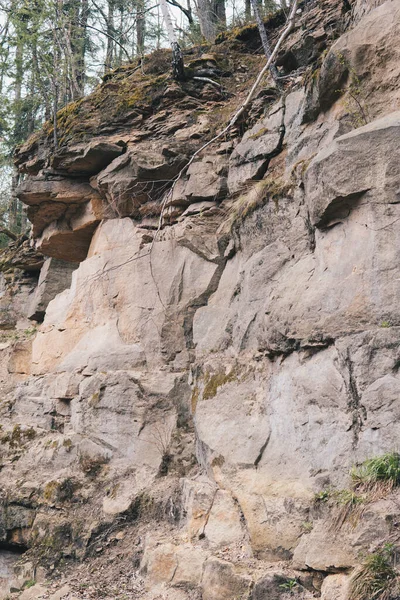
[159,0,185,81]
[250,0,280,84]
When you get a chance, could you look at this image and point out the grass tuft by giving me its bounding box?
[351,452,400,496]
[349,544,400,600]
[329,453,400,532]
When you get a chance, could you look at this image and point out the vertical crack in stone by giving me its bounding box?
[254,432,271,468]
[339,347,367,449]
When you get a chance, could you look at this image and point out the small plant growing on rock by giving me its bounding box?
[314,489,330,503]
[279,578,298,593]
[332,489,365,530]
[349,544,400,600]
[301,521,313,533]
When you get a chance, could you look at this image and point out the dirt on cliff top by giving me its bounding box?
[15,0,347,172]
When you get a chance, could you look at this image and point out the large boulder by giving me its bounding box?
[305,111,400,227]
[306,1,400,121]
[27,258,78,321]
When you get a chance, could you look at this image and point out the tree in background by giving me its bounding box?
[0,0,285,243]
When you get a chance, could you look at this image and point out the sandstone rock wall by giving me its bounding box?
[1,1,400,599]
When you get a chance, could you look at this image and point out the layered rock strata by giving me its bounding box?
[0,0,398,598]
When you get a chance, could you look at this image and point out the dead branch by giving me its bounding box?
[151,0,299,252]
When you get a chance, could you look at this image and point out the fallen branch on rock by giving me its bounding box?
[151,0,299,252]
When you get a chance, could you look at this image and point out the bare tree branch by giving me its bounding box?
[151,0,299,250]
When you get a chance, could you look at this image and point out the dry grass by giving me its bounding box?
[228,176,292,229]
[331,489,366,531]
[349,545,400,600]
[331,453,400,532]
[351,453,400,493]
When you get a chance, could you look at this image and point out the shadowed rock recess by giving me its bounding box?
[1,0,399,598]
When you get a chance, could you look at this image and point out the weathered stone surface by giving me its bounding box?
[203,490,245,548]
[227,104,283,193]
[3,3,400,599]
[31,217,222,374]
[92,143,188,218]
[7,340,32,375]
[142,539,207,588]
[51,140,125,175]
[17,177,104,240]
[320,574,350,600]
[17,177,100,207]
[305,111,400,227]
[308,1,400,120]
[19,585,47,600]
[170,157,227,206]
[0,239,44,273]
[292,522,356,571]
[202,559,251,600]
[27,258,77,321]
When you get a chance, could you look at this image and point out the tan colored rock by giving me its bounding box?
[32,218,221,374]
[93,142,188,218]
[51,140,125,175]
[17,178,102,239]
[172,546,208,588]
[313,1,400,120]
[292,521,356,571]
[321,574,350,600]
[19,584,47,600]
[227,103,283,193]
[7,340,32,375]
[305,111,400,227]
[202,559,251,600]
[142,542,178,585]
[36,212,99,263]
[102,479,137,516]
[170,157,227,206]
[204,490,245,548]
[49,585,71,600]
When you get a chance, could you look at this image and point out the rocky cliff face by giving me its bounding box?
[1,0,400,598]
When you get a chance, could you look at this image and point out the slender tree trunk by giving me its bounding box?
[245,0,251,20]
[136,0,145,56]
[250,0,280,83]
[117,6,125,66]
[76,0,89,92]
[213,0,226,30]
[105,0,115,71]
[9,38,23,232]
[159,0,185,80]
[196,0,216,41]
